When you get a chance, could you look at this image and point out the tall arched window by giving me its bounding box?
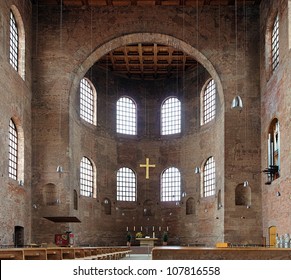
[116,97,137,135]
[9,7,25,79]
[80,157,95,197]
[9,11,19,72]
[116,167,136,201]
[161,167,181,202]
[202,157,216,197]
[161,97,181,135]
[201,79,216,125]
[271,14,279,71]
[80,78,96,125]
[9,119,18,180]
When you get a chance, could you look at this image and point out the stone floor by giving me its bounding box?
[121,253,152,260]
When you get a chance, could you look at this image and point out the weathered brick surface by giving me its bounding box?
[3,0,288,248]
[0,0,32,246]
[260,0,291,241]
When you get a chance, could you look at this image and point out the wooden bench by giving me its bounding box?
[23,248,47,260]
[0,246,132,260]
[0,249,24,260]
[46,248,63,260]
[152,246,291,260]
[60,248,75,259]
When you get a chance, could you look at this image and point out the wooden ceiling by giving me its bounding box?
[35,0,261,7]
[96,43,199,80]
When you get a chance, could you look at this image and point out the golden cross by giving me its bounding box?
[140,158,156,179]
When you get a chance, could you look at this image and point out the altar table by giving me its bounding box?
[136,238,158,247]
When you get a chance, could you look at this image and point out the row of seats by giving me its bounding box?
[0,246,131,260]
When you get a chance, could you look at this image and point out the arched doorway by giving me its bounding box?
[14,226,24,247]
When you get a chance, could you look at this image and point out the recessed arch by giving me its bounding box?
[69,33,224,111]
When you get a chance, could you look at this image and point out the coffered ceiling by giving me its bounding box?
[96,43,199,80]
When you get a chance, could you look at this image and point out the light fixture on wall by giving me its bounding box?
[18,180,24,186]
[194,167,200,174]
[243,180,249,187]
[56,165,63,173]
[276,191,281,197]
[231,95,243,110]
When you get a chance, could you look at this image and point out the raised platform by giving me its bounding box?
[152,246,291,260]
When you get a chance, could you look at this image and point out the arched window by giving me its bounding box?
[202,157,216,197]
[271,14,279,71]
[161,167,181,202]
[116,167,136,201]
[116,97,137,135]
[9,7,25,79]
[201,79,216,125]
[80,157,95,197]
[161,97,181,135]
[9,11,18,72]
[9,119,18,180]
[80,78,96,125]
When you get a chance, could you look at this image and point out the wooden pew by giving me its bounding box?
[23,248,47,260]
[60,247,75,259]
[46,248,62,260]
[74,248,85,259]
[0,249,24,260]
[0,246,132,260]
[152,246,291,260]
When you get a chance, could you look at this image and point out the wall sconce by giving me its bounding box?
[56,165,63,173]
[243,181,249,187]
[276,191,281,197]
[181,192,187,198]
[194,167,200,174]
[246,205,251,209]
[18,180,24,186]
[231,96,243,110]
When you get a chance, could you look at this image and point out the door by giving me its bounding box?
[269,226,277,247]
[14,226,24,247]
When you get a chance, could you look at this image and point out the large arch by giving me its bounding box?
[69,33,225,109]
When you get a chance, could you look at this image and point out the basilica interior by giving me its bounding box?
[0,0,290,250]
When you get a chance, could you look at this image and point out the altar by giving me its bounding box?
[136,237,158,247]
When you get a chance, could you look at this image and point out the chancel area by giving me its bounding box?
[0,0,291,260]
